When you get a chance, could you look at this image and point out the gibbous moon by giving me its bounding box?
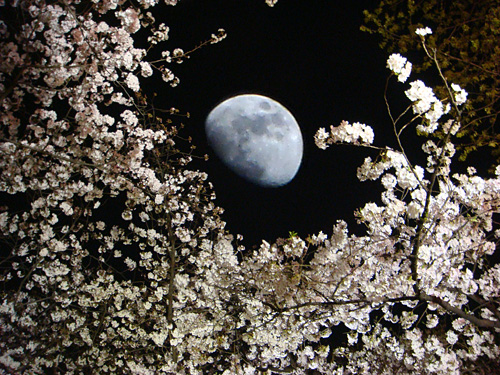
[205,94,303,187]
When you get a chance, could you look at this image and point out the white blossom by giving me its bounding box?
[60,201,73,216]
[314,127,329,149]
[315,120,374,148]
[1,2,499,374]
[451,83,468,105]
[387,53,412,82]
[405,80,438,115]
[446,330,459,345]
[415,27,432,36]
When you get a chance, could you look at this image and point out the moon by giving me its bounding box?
[205,94,303,187]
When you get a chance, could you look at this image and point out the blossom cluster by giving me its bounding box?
[386,29,468,136]
[0,1,234,373]
[0,4,499,375]
[387,53,412,82]
[294,28,499,374]
[315,120,375,149]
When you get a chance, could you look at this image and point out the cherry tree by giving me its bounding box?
[232,28,500,374]
[362,0,500,168]
[0,1,499,374]
[0,0,233,373]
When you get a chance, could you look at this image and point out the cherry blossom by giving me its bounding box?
[315,120,375,149]
[415,27,433,37]
[387,53,412,82]
[451,83,468,106]
[0,3,498,375]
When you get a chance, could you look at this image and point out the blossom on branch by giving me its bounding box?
[314,120,374,149]
[0,1,498,374]
[451,83,468,106]
[387,53,412,82]
[415,27,433,37]
[405,79,438,115]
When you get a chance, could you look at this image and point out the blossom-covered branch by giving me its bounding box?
[1,1,499,373]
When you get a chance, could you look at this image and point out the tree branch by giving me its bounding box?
[262,295,420,313]
[420,293,500,329]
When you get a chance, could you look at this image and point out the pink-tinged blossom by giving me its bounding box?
[1,1,499,373]
[148,23,169,44]
[138,0,160,7]
[125,73,140,92]
[117,8,141,34]
[140,61,153,77]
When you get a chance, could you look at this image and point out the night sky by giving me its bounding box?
[154,1,398,247]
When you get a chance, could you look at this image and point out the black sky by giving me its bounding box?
[155,1,394,247]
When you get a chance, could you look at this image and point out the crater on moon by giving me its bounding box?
[205,94,303,187]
